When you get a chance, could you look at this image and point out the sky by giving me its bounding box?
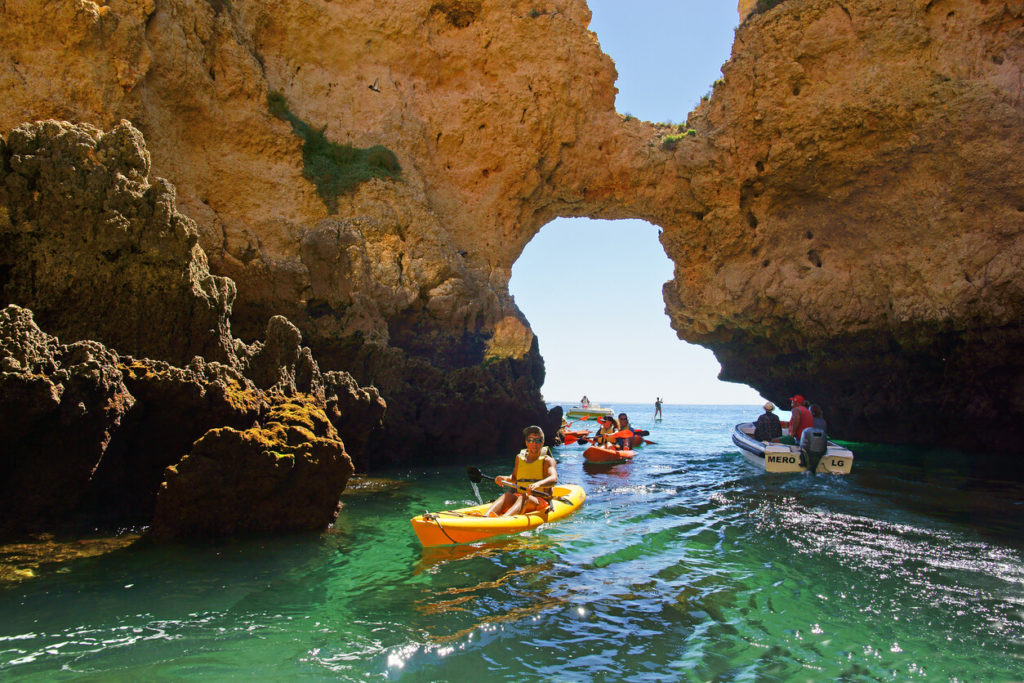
[508,2,765,406]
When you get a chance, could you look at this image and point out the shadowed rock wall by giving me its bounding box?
[0,120,236,366]
[0,121,387,539]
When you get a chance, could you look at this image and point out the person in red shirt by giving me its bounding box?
[787,394,814,441]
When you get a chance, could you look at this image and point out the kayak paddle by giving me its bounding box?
[563,432,591,445]
[466,467,570,504]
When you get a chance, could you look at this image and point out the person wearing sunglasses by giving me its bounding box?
[485,425,558,517]
[616,413,632,449]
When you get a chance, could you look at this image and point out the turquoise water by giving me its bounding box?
[3,403,1024,681]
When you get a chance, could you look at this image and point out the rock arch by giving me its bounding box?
[1,0,1022,458]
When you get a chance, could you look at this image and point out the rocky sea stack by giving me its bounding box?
[670,0,1024,454]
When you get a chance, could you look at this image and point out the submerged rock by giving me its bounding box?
[0,533,141,587]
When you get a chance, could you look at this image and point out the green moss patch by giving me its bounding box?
[268,91,401,213]
[661,130,697,151]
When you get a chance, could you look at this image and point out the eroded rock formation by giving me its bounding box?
[665,0,1024,452]
[0,120,237,367]
[0,121,388,538]
[1,0,1022,457]
[0,303,383,539]
[0,0,626,462]
[151,395,352,538]
[0,306,134,535]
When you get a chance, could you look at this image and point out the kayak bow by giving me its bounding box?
[582,445,636,464]
[410,484,586,547]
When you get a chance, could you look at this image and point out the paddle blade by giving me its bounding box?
[564,433,579,444]
[466,466,483,483]
[608,429,634,440]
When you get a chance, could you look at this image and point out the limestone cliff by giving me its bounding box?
[0,0,629,461]
[1,0,1023,456]
[0,119,387,540]
[668,0,1024,452]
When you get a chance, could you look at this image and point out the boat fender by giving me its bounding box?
[799,428,828,473]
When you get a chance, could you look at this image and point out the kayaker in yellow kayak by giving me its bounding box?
[485,425,558,517]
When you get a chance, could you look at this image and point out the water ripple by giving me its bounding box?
[2,405,1024,680]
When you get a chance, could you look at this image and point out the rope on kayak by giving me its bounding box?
[423,512,459,545]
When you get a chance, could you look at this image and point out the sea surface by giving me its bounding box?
[2,403,1024,681]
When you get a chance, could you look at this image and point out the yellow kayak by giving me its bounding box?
[410,484,586,547]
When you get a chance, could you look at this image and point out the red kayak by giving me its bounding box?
[583,445,636,464]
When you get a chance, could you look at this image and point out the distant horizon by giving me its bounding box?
[544,399,762,405]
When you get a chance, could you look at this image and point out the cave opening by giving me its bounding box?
[506,5,757,410]
[509,217,762,409]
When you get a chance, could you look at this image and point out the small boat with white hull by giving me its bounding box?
[565,403,614,420]
[732,423,854,474]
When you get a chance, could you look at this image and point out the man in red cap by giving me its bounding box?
[786,394,814,442]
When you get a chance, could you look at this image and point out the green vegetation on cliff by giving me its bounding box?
[267,92,401,213]
[661,129,697,151]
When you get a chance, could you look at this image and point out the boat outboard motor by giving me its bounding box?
[799,428,828,473]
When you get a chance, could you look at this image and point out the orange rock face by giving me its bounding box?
[668,0,1024,450]
[2,0,1023,452]
[0,0,654,352]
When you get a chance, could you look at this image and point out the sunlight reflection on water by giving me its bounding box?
[1,405,1023,680]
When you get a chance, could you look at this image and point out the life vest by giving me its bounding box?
[597,421,617,442]
[799,428,828,473]
[514,448,552,493]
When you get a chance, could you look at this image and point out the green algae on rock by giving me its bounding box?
[267,91,401,213]
[151,396,355,538]
[0,533,140,587]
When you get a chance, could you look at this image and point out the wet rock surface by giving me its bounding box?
[151,396,354,538]
[0,306,135,537]
[0,304,380,540]
[0,533,141,587]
